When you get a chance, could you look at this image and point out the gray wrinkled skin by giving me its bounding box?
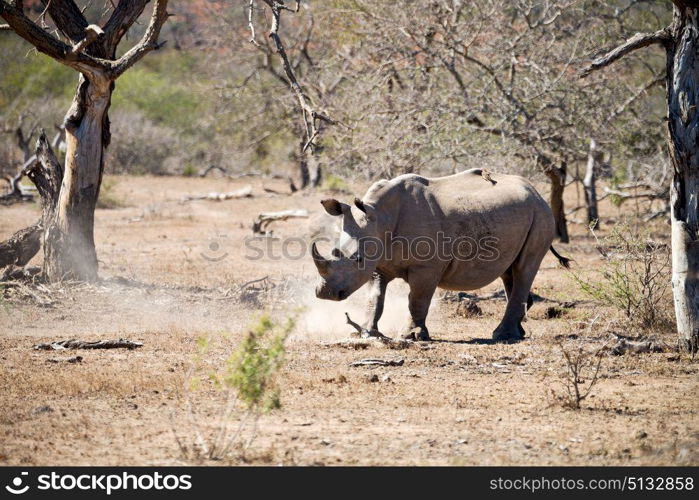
[311,169,556,342]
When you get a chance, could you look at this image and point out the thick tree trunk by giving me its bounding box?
[43,74,111,282]
[546,162,569,243]
[1,0,168,282]
[667,6,699,353]
[584,138,601,229]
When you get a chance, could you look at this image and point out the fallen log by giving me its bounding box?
[350,358,405,367]
[252,209,309,234]
[34,339,144,351]
[610,338,663,356]
[0,265,41,282]
[181,185,253,202]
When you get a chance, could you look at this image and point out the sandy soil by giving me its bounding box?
[0,174,697,465]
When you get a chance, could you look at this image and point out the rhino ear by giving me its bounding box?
[321,198,343,216]
[354,197,376,221]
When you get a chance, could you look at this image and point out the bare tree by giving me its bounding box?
[0,0,169,281]
[299,1,664,243]
[582,0,699,352]
[246,0,335,190]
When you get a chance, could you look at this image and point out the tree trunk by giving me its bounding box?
[44,74,111,282]
[667,5,699,353]
[584,138,601,229]
[291,134,322,192]
[546,162,569,243]
[307,145,322,188]
[0,131,64,273]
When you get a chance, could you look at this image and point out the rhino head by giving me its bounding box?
[312,197,381,301]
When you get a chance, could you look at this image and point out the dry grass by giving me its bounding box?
[0,175,697,466]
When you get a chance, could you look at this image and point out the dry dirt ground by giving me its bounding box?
[0,174,697,466]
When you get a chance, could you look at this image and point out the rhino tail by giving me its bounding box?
[549,246,572,269]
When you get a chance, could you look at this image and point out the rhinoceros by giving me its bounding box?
[310,169,569,342]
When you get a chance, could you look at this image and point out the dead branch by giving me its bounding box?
[181,185,253,202]
[108,0,169,78]
[252,208,308,234]
[33,338,144,350]
[0,1,106,74]
[0,265,40,282]
[0,222,41,269]
[199,165,228,177]
[610,338,663,356]
[580,29,670,78]
[0,166,35,205]
[345,312,372,337]
[349,358,404,367]
[603,186,667,200]
[0,131,63,272]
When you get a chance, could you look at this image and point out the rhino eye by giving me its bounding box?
[331,248,342,258]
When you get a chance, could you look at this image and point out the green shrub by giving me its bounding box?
[571,223,672,330]
[174,314,294,461]
[221,314,291,412]
[182,164,198,177]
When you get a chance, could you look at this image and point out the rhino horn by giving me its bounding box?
[311,242,330,275]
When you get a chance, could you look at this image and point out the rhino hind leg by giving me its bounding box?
[493,237,549,343]
[502,268,534,311]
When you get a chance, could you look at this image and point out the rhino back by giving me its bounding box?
[370,170,554,287]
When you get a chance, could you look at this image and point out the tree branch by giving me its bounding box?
[101,0,149,57]
[71,24,104,55]
[0,1,109,74]
[580,29,670,78]
[108,0,169,79]
[605,73,665,123]
[40,0,87,44]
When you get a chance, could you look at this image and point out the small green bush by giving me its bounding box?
[571,223,672,330]
[182,164,198,177]
[222,314,292,412]
[174,314,294,461]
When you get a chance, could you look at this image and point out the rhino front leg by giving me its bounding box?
[402,268,440,341]
[363,272,391,335]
